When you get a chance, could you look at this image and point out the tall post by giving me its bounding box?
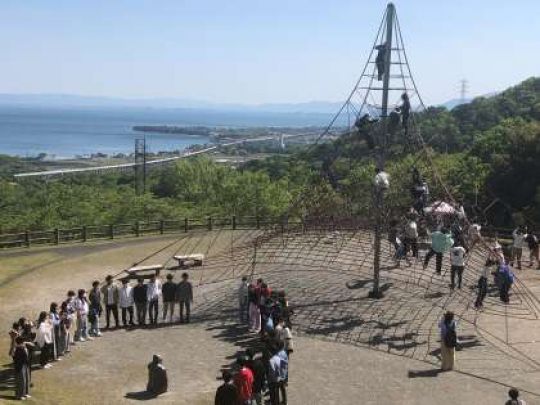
[370,2,394,299]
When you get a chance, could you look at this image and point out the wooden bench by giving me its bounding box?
[173,254,205,268]
[124,264,164,279]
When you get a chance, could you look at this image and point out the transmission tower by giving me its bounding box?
[313,2,425,299]
[135,138,147,195]
[459,79,468,104]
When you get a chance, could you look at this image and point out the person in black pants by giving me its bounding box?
[133,278,148,326]
[246,348,266,405]
[101,275,120,329]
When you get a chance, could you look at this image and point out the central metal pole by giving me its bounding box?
[370,2,394,299]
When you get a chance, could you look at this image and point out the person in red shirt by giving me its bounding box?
[233,356,254,405]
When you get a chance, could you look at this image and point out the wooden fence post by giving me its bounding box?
[135,221,140,237]
[256,216,261,229]
[55,228,60,245]
[25,230,31,248]
[232,216,236,230]
[110,224,114,239]
[184,218,189,233]
[208,217,213,231]
[82,226,87,242]
[160,220,165,235]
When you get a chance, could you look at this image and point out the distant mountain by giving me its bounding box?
[439,98,472,110]
[0,93,342,114]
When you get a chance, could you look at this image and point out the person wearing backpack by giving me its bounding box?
[506,388,526,405]
[439,311,457,371]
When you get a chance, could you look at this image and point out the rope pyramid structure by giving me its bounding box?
[110,2,540,394]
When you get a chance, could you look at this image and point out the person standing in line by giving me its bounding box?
[439,311,457,371]
[248,284,261,333]
[36,311,54,369]
[147,274,162,326]
[162,274,177,323]
[59,301,72,354]
[101,275,120,329]
[525,230,540,270]
[267,347,282,405]
[511,226,526,270]
[74,289,91,342]
[423,228,454,274]
[450,243,467,290]
[233,355,254,405]
[176,273,193,324]
[119,278,135,327]
[49,302,64,359]
[13,336,31,400]
[246,348,266,405]
[133,278,148,326]
[214,370,240,405]
[276,342,289,405]
[404,217,419,259]
[238,276,249,324]
[65,290,77,346]
[88,281,103,337]
[506,388,527,405]
[9,322,20,358]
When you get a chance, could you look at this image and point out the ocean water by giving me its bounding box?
[0,106,332,158]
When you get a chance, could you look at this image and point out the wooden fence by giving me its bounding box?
[0,215,515,250]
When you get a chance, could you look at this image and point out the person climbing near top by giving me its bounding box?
[375,43,387,81]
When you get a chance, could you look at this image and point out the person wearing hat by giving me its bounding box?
[101,275,120,329]
[119,278,135,327]
[233,355,254,405]
[162,274,177,323]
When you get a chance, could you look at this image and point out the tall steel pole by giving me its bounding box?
[370,2,394,299]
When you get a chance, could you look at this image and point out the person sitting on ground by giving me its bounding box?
[13,336,31,401]
[161,273,177,323]
[439,311,457,371]
[133,277,148,326]
[215,370,239,405]
[119,278,135,327]
[450,242,467,290]
[88,281,103,337]
[146,354,168,396]
[101,275,120,329]
[424,228,454,274]
[506,387,526,405]
[511,226,526,270]
[234,355,254,405]
[176,273,193,324]
[246,348,266,405]
[525,230,540,269]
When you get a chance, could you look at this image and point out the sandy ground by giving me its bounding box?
[0,230,539,404]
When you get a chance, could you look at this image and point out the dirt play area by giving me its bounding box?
[1,229,540,404]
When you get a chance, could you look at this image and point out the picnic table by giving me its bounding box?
[124,264,164,279]
[173,254,205,268]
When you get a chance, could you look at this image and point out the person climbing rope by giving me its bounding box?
[399,92,411,132]
[375,43,387,81]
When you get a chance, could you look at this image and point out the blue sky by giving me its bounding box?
[0,0,538,105]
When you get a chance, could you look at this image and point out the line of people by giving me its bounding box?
[215,277,294,405]
[7,271,194,401]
